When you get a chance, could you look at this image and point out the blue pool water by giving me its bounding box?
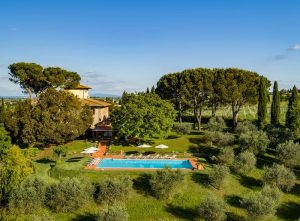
[97,158,193,169]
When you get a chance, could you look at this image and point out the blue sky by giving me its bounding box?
[1,0,300,96]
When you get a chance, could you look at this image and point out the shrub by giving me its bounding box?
[97,206,128,221]
[241,185,281,219]
[198,193,226,221]
[236,121,257,134]
[173,123,192,135]
[217,147,235,166]
[45,177,93,212]
[277,141,300,168]
[149,168,184,199]
[264,125,293,148]
[238,130,270,154]
[8,178,46,214]
[95,176,132,205]
[206,117,226,132]
[209,165,229,189]
[233,151,256,175]
[203,131,235,147]
[262,164,296,192]
[53,145,67,161]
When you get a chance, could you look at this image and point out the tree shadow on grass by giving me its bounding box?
[125,151,139,155]
[225,195,243,208]
[71,213,97,221]
[290,183,300,197]
[66,157,84,162]
[238,175,262,189]
[165,204,198,220]
[144,151,156,155]
[188,144,219,160]
[191,172,210,187]
[132,173,152,196]
[35,158,55,164]
[226,212,245,221]
[166,134,180,139]
[256,155,275,169]
[276,201,300,221]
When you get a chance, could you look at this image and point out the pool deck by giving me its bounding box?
[84,141,204,171]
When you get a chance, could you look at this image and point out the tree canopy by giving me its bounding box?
[0,146,33,204]
[0,123,11,157]
[156,68,270,129]
[155,72,187,124]
[286,85,300,137]
[257,77,268,129]
[5,88,93,146]
[271,81,281,125]
[8,62,81,99]
[111,92,176,138]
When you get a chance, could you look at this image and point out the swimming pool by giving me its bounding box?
[97,158,193,169]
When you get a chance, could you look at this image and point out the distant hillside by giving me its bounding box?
[90,93,120,98]
[0,95,27,99]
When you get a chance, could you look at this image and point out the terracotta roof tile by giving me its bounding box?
[67,84,92,89]
[81,98,112,107]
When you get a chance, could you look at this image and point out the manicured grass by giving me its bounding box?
[109,133,202,156]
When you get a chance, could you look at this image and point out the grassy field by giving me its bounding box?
[200,101,288,124]
[20,136,300,221]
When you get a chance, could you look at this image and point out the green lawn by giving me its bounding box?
[109,133,202,156]
[20,137,300,221]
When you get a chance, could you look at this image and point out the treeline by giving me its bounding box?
[155,68,270,129]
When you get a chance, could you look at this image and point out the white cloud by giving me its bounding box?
[80,71,141,95]
[288,44,300,51]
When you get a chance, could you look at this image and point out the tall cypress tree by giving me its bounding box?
[271,81,281,125]
[257,78,268,129]
[286,86,300,137]
[0,98,5,123]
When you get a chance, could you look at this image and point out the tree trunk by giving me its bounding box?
[193,102,197,129]
[232,101,239,130]
[211,102,217,117]
[178,101,182,124]
[25,88,32,100]
[197,106,202,131]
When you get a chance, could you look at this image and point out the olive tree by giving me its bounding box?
[97,206,128,221]
[241,185,281,219]
[277,140,300,168]
[149,168,184,199]
[95,176,132,205]
[198,193,227,221]
[262,164,296,192]
[209,165,229,189]
[238,130,270,154]
[45,177,93,212]
[217,147,235,166]
[206,117,226,132]
[233,151,256,175]
[8,178,46,213]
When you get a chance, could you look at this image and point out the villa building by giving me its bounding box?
[65,84,113,139]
